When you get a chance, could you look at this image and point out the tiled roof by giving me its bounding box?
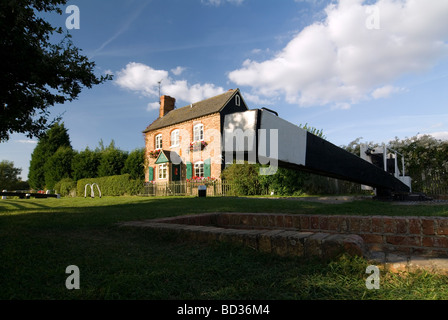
[143,89,239,133]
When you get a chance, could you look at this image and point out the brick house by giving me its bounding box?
[143,89,248,183]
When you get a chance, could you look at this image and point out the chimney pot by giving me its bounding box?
[159,95,176,118]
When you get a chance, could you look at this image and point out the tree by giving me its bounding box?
[122,148,145,180]
[388,135,448,193]
[97,142,128,177]
[0,0,112,142]
[28,122,72,189]
[71,147,101,181]
[0,160,23,190]
[44,146,75,189]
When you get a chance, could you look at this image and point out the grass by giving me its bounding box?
[1,196,448,300]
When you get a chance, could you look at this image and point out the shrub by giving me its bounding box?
[221,162,264,196]
[54,178,77,197]
[76,174,143,197]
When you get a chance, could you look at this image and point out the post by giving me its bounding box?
[402,156,405,177]
[394,151,398,178]
[2,190,6,200]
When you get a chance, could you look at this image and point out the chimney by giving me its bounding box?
[159,95,176,118]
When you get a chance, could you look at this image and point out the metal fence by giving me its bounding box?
[419,174,448,197]
[139,181,237,197]
[138,178,363,197]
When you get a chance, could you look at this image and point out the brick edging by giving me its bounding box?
[216,213,448,257]
[120,213,448,258]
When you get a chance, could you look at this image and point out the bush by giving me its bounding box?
[221,162,265,196]
[54,178,77,197]
[76,174,143,197]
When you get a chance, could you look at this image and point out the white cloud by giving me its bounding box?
[228,0,448,107]
[115,63,168,97]
[15,140,37,145]
[371,85,405,99]
[147,102,160,111]
[171,66,186,76]
[115,62,225,106]
[331,102,351,110]
[243,93,274,106]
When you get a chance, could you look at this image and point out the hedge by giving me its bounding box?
[76,174,144,197]
[54,178,77,197]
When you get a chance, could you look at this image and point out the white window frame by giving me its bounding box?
[194,161,204,178]
[158,163,167,180]
[235,94,241,107]
[193,124,204,142]
[155,134,162,150]
[171,129,180,147]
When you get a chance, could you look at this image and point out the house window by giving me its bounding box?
[194,161,204,178]
[155,134,162,150]
[158,163,167,180]
[171,129,179,147]
[235,94,241,106]
[193,124,204,142]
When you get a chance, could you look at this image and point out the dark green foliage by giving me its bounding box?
[0,0,111,141]
[0,160,27,190]
[76,174,143,197]
[28,123,72,189]
[342,135,448,195]
[388,135,448,194]
[121,148,145,180]
[54,177,76,196]
[260,167,309,196]
[97,147,128,178]
[44,146,75,189]
[71,148,101,181]
[221,162,265,196]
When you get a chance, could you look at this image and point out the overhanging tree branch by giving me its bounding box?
[0,0,112,141]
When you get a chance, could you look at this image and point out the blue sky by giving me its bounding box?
[1,0,448,180]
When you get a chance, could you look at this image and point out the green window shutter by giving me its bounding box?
[204,158,211,178]
[186,162,192,179]
[148,167,154,181]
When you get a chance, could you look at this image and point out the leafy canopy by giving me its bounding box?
[0,0,112,141]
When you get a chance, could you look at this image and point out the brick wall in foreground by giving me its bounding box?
[215,213,448,257]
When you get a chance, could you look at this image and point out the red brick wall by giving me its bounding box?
[215,213,448,257]
[144,112,222,182]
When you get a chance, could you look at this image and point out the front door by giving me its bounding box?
[171,164,181,182]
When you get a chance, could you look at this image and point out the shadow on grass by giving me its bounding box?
[2,197,448,300]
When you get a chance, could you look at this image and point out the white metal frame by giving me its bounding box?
[84,183,102,198]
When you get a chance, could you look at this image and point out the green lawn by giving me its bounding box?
[1,196,448,300]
